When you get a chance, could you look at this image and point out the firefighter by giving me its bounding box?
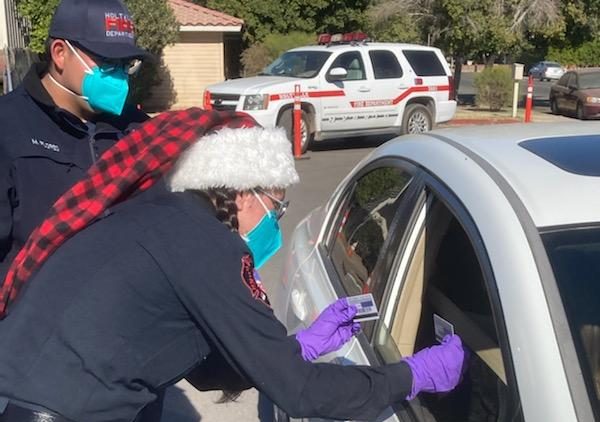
[0,109,466,422]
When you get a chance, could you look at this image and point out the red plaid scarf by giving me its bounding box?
[0,107,257,318]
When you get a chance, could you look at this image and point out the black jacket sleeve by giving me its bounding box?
[167,231,412,421]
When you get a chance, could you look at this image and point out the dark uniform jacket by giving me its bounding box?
[0,63,152,279]
[0,192,412,422]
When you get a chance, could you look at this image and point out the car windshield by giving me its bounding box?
[578,72,600,89]
[261,51,331,78]
[542,225,600,418]
[546,63,561,68]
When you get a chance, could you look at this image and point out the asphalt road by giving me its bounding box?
[160,136,387,422]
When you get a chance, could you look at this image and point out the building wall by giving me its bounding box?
[144,31,224,111]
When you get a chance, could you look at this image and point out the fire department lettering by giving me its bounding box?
[105,12,134,38]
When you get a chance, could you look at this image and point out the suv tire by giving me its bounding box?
[402,104,433,134]
[278,109,311,154]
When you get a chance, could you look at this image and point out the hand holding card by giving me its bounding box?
[347,293,379,322]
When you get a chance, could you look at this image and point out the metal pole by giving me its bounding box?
[512,80,519,118]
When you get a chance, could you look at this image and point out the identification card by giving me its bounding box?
[433,313,455,342]
[347,293,379,322]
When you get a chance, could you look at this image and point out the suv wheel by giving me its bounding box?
[402,104,433,134]
[278,109,311,154]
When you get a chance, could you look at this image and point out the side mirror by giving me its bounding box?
[327,67,348,81]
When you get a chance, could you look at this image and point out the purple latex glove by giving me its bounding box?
[295,298,361,361]
[402,334,467,400]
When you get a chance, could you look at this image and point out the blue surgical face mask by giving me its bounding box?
[63,40,130,115]
[242,192,283,269]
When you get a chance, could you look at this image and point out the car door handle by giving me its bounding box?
[358,87,371,92]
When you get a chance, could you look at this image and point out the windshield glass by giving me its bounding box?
[261,51,331,78]
[542,226,600,419]
[578,72,600,89]
[546,63,561,68]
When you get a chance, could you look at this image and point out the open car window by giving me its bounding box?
[373,192,523,421]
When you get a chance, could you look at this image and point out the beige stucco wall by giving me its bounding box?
[145,31,224,111]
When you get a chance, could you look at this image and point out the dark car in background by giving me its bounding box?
[550,70,600,119]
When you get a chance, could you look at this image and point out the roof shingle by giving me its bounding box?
[168,0,243,27]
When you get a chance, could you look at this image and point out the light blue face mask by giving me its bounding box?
[242,193,283,269]
[66,40,130,116]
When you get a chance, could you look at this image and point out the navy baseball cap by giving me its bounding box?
[49,0,150,60]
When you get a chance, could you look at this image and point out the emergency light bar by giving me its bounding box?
[317,32,368,45]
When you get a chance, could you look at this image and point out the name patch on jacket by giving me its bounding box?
[241,254,270,307]
[31,138,60,152]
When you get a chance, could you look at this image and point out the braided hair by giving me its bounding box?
[188,188,240,232]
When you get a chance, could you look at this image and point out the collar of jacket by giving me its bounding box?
[23,62,132,138]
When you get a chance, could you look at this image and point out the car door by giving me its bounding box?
[552,73,570,111]
[301,160,423,422]
[368,177,524,422]
[319,51,375,132]
[361,49,410,129]
[565,73,580,113]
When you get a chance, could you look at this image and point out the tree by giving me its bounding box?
[192,0,370,44]
[15,0,179,103]
[368,0,563,93]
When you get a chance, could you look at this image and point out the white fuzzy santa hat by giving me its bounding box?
[167,126,300,192]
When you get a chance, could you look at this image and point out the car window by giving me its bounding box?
[373,192,522,421]
[262,50,331,78]
[402,50,446,76]
[542,226,600,419]
[329,167,412,300]
[329,51,366,81]
[578,72,600,89]
[369,50,403,79]
[557,73,570,86]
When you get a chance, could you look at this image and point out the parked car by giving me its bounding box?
[529,61,565,81]
[272,123,600,422]
[550,70,600,119]
[204,33,456,153]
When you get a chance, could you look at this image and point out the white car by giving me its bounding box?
[205,35,456,153]
[272,123,600,421]
[529,61,565,81]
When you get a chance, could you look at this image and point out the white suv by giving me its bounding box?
[205,35,456,153]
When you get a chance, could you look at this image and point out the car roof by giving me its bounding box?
[288,42,442,53]
[385,123,600,228]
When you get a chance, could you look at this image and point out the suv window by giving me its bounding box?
[329,167,412,300]
[373,193,522,421]
[369,50,403,79]
[403,50,446,76]
[329,51,366,81]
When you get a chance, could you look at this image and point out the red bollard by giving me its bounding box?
[524,76,533,123]
[203,90,212,110]
[293,84,302,158]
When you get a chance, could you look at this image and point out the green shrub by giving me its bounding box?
[548,40,600,67]
[474,67,512,111]
[241,31,315,76]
